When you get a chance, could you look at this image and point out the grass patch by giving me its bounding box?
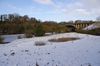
[77,28,100,36]
[35,41,46,46]
[49,37,80,42]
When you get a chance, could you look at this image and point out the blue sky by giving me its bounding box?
[0,0,100,22]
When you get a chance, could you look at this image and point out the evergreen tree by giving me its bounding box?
[34,23,45,36]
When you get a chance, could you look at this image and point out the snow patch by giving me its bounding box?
[0,33,100,66]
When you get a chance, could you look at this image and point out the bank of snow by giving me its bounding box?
[84,22,100,30]
[0,33,100,66]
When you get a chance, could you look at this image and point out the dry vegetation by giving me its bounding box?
[0,36,4,44]
[35,41,46,46]
[49,37,80,42]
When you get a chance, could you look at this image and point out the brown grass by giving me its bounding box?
[35,41,46,46]
[49,37,80,42]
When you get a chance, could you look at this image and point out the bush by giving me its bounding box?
[35,41,46,46]
[17,35,22,39]
[77,28,100,36]
[49,37,79,42]
[24,30,33,38]
[25,33,33,38]
[34,24,45,36]
[0,36,4,44]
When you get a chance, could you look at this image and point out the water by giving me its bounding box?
[1,34,25,43]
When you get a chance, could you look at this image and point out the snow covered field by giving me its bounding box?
[0,33,100,66]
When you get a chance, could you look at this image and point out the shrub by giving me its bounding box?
[34,24,45,36]
[35,41,46,46]
[17,35,22,39]
[77,28,100,36]
[25,32,33,38]
[0,36,4,44]
[24,30,33,38]
[49,37,79,42]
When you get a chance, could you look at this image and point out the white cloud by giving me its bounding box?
[33,0,53,5]
[52,0,100,20]
[79,0,100,9]
[75,9,90,15]
[31,0,100,21]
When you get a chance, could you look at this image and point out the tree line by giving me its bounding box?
[0,13,100,36]
[0,13,100,43]
[0,13,68,36]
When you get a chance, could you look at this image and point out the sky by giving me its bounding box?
[0,0,100,22]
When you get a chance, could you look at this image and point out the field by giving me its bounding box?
[0,33,100,66]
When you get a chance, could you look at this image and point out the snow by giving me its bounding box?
[84,22,100,30]
[0,33,100,66]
